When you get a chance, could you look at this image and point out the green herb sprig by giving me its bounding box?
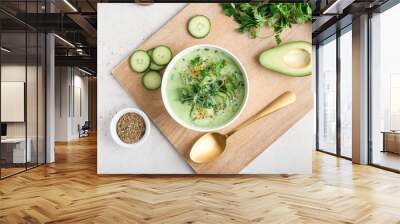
[221,3,312,45]
[178,56,243,120]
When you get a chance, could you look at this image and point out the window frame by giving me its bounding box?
[315,24,353,161]
[0,0,47,180]
[367,1,400,173]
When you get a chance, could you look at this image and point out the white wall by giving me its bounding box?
[71,73,89,138]
[55,67,69,141]
[54,67,89,141]
[1,64,46,163]
[1,82,24,122]
[1,65,39,138]
[1,65,26,138]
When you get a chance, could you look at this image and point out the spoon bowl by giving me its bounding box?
[190,132,227,163]
[189,91,296,164]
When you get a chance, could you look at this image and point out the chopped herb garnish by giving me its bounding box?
[177,56,243,120]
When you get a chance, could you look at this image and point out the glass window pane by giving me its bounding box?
[371,3,400,171]
[1,31,27,178]
[27,31,38,169]
[38,33,45,165]
[318,36,337,154]
[340,28,352,158]
[0,1,46,179]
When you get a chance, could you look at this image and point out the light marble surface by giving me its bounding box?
[97,3,313,174]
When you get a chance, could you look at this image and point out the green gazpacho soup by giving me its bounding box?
[166,47,246,129]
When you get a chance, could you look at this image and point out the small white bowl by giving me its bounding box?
[161,44,250,132]
[110,108,151,148]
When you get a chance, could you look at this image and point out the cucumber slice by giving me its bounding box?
[149,62,165,71]
[151,45,172,66]
[147,48,165,70]
[129,50,150,73]
[188,15,211,39]
[143,71,161,90]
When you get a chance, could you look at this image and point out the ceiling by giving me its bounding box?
[2,0,397,73]
[0,0,102,74]
[312,0,392,43]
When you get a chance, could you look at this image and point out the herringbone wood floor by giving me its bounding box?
[1,135,400,224]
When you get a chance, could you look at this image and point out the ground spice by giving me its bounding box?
[116,112,146,144]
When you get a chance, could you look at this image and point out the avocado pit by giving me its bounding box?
[283,48,310,69]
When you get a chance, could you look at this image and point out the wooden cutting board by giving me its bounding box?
[112,3,313,174]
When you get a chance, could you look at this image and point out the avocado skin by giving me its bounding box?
[259,41,312,77]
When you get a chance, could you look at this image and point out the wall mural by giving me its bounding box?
[98,3,313,174]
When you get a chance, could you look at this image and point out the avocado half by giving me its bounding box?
[259,41,312,77]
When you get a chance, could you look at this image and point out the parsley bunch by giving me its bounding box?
[221,3,312,45]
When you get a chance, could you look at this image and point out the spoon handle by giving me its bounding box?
[227,91,296,136]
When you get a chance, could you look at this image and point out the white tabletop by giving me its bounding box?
[97,3,314,174]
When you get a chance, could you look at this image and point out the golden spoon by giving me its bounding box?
[189,91,296,164]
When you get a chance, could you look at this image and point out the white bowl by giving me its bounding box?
[110,108,151,148]
[161,44,249,132]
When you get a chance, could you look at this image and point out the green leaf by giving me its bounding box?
[190,56,202,67]
[221,3,236,17]
[220,3,312,45]
[177,57,243,120]
[200,70,208,81]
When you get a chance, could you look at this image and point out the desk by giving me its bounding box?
[1,138,31,163]
[382,131,400,154]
